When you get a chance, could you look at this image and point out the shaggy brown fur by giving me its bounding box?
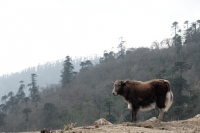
[112,79,173,123]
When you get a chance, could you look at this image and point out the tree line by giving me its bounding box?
[0,20,200,131]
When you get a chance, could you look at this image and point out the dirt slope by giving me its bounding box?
[22,114,200,133]
[62,114,200,133]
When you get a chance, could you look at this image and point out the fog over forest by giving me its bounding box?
[0,56,100,98]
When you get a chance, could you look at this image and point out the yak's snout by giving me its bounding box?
[112,89,117,96]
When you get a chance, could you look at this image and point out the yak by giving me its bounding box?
[112,79,173,123]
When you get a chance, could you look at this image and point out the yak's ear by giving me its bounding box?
[121,80,126,86]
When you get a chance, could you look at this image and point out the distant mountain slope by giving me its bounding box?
[0,56,99,98]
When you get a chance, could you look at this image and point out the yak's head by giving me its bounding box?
[112,80,126,96]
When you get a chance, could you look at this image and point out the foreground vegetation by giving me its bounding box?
[0,20,200,132]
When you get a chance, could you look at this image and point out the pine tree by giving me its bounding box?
[28,74,40,107]
[61,56,75,88]
[16,80,25,103]
[117,37,126,59]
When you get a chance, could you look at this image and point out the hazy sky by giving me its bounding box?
[0,0,199,76]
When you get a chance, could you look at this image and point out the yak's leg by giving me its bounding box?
[157,108,165,123]
[131,110,138,122]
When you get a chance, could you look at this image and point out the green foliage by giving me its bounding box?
[22,108,32,117]
[168,106,184,120]
[22,108,32,123]
[173,61,190,76]
[0,113,6,127]
[28,74,40,107]
[23,97,30,108]
[190,93,199,101]
[60,56,76,88]
[43,103,56,113]
[80,60,93,70]
[1,95,7,104]
[104,97,116,123]
[16,80,26,103]
[43,103,57,128]
[100,50,115,63]
[22,108,32,131]
[0,104,8,114]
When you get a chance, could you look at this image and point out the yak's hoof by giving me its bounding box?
[131,120,137,123]
[155,119,162,124]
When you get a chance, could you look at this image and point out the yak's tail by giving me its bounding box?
[164,80,173,112]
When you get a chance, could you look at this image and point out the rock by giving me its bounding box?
[145,117,157,122]
[63,124,73,130]
[194,114,200,119]
[93,118,112,126]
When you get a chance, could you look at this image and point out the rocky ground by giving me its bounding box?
[21,114,200,133]
[62,114,200,133]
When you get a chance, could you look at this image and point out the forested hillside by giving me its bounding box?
[0,56,99,98]
[0,20,200,132]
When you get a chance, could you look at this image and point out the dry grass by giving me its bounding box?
[64,114,200,133]
[17,114,200,133]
